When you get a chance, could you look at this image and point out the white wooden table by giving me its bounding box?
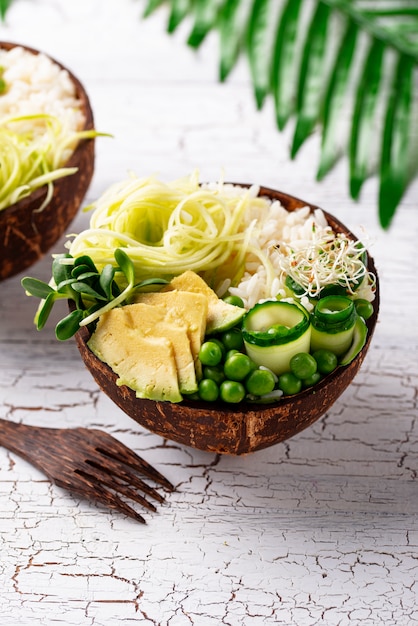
[1,2,417,624]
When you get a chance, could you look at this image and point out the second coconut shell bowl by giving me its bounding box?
[0,42,95,282]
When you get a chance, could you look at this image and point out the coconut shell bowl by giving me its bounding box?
[0,42,95,281]
[74,186,379,456]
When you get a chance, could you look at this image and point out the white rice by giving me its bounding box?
[208,186,328,310]
[0,46,85,136]
[202,183,374,310]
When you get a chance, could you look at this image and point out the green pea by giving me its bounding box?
[290,352,317,380]
[302,371,322,388]
[354,299,374,320]
[198,378,219,402]
[208,337,226,359]
[223,295,245,308]
[220,380,246,404]
[312,349,338,375]
[278,372,302,395]
[220,327,244,351]
[199,341,223,367]
[224,353,252,381]
[245,368,276,396]
[203,365,226,386]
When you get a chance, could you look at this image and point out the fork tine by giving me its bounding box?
[0,421,172,524]
[83,461,159,511]
[84,448,165,502]
[95,439,174,491]
[73,470,148,523]
[59,469,147,524]
[86,456,165,503]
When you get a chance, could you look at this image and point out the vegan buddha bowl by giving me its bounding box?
[22,172,379,455]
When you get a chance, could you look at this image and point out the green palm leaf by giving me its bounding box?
[219,0,251,82]
[143,0,166,18]
[0,0,13,20]
[166,0,191,32]
[145,0,417,228]
[379,53,414,228]
[271,0,303,131]
[291,2,331,158]
[187,0,223,48]
[247,0,278,110]
[317,20,358,180]
[349,38,385,201]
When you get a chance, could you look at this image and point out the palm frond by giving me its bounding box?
[317,19,358,180]
[379,53,414,228]
[143,0,166,18]
[271,0,303,131]
[219,0,251,82]
[349,38,385,201]
[143,0,418,228]
[291,2,332,158]
[167,0,192,33]
[0,0,14,20]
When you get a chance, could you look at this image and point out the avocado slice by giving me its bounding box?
[163,270,245,334]
[134,290,207,378]
[124,302,198,394]
[88,310,182,403]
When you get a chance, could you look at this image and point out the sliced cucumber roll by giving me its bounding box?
[242,301,311,375]
[310,295,357,356]
[339,316,368,366]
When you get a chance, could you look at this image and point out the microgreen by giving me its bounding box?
[21,248,168,340]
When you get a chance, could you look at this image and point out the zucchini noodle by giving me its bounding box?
[68,173,274,290]
[68,172,375,307]
[0,114,96,212]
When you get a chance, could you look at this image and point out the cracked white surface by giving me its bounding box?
[1,1,418,624]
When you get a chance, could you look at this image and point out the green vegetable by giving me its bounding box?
[220,327,244,351]
[223,294,245,308]
[223,353,253,381]
[202,365,225,386]
[312,349,338,375]
[314,295,355,324]
[285,274,306,297]
[207,338,226,359]
[280,230,373,300]
[278,372,302,396]
[198,341,223,367]
[219,380,246,404]
[21,249,168,340]
[68,173,277,290]
[245,368,275,396]
[339,315,368,366]
[302,371,322,388]
[0,114,103,212]
[225,348,240,361]
[198,378,219,402]
[242,300,311,375]
[310,295,357,356]
[289,352,317,380]
[354,298,374,320]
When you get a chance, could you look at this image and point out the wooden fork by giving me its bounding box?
[0,418,174,523]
